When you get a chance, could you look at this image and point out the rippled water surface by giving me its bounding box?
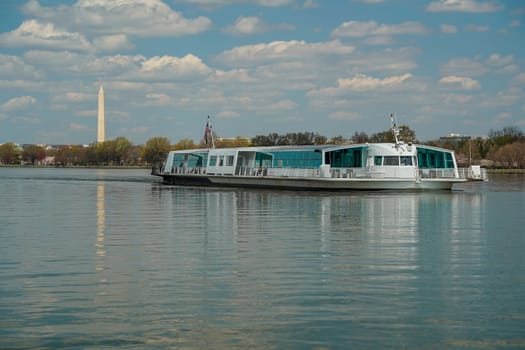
[1,168,524,349]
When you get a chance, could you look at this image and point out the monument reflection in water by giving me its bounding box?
[1,168,521,349]
[96,183,105,273]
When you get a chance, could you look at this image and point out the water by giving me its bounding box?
[0,168,524,349]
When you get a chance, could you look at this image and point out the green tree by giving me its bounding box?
[95,141,113,165]
[21,145,46,165]
[0,143,19,164]
[114,137,133,164]
[173,138,198,150]
[123,145,143,165]
[314,135,328,145]
[488,126,524,147]
[351,131,369,144]
[370,125,416,143]
[142,137,171,164]
[328,135,346,145]
[54,145,87,165]
[489,141,525,168]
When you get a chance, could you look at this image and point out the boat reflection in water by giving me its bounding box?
[151,186,487,348]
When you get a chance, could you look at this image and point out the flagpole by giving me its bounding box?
[210,117,215,149]
[206,115,215,149]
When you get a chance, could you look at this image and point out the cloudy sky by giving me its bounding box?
[0,0,524,145]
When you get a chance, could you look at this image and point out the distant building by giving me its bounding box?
[440,133,471,144]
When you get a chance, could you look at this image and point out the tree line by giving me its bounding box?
[0,125,523,168]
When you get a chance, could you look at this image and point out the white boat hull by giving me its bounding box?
[160,173,461,191]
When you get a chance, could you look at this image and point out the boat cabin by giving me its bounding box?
[162,142,459,180]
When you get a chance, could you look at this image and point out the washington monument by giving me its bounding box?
[97,85,105,143]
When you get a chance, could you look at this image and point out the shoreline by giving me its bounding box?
[1,165,524,174]
[0,164,150,169]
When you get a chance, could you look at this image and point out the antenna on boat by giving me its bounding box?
[390,113,401,145]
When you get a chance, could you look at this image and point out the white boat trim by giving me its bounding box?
[152,142,487,191]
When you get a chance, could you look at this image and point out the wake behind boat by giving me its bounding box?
[152,117,488,191]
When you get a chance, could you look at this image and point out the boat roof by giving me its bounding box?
[167,142,454,154]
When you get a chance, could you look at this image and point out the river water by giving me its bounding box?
[0,168,524,349]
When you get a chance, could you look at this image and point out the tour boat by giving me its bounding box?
[152,119,487,191]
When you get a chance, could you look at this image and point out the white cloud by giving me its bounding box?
[23,0,212,37]
[479,87,523,107]
[1,96,37,111]
[486,53,513,67]
[118,126,151,135]
[226,17,265,35]
[496,112,511,120]
[442,94,473,104]
[303,0,318,8]
[309,73,413,96]
[144,93,173,106]
[328,111,362,121]
[441,57,488,76]
[486,54,517,74]
[225,16,294,35]
[69,123,89,131]
[22,50,145,77]
[269,99,297,110]
[427,0,503,13]
[0,20,91,51]
[133,54,212,80]
[218,110,240,119]
[86,55,145,75]
[439,76,481,89]
[64,92,93,102]
[215,40,354,67]
[214,69,256,83]
[440,24,458,33]
[332,21,427,38]
[465,24,489,32]
[0,55,42,80]
[172,0,294,8]
[513,73,525,85]
[93,35,134,52]
[339,73,412,91]
[441,54,518,78]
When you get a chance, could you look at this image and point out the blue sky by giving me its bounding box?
[0,0,524,145]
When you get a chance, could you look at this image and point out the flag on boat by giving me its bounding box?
[204,116,212,144]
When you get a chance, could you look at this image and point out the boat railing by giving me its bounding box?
[162,165,488,182]
[419,167,488,181]
[418,168,456,179]
[236,167,358,178]
[168,166,207,175]
[457,166,489,181]
[235,167,320,177]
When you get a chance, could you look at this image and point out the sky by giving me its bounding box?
[0,0,524,145]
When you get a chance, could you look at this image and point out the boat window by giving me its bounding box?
[227,156,234,166]
[417,147,455,169]
[384,156,399,166]
[445,153,454,168]
[218,156,224,166]
[429,153,436,167]
[374,156,382,166]
[209,156,217,166]
[400,156,412,166]
[271,150,321,168]
[327,147,363,168]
